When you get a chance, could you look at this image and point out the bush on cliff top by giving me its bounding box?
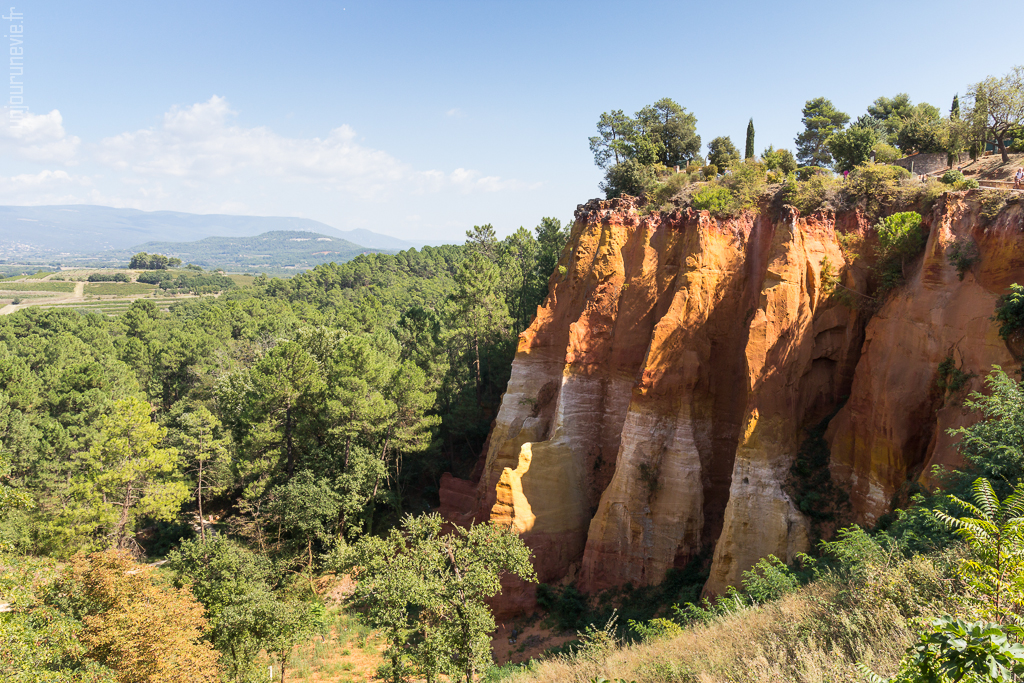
[690,185,733,216]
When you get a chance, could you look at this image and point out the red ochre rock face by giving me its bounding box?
[439,193,1024,617]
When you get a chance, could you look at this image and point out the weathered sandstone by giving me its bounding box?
[440,191,1024,612]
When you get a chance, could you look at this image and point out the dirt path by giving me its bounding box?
[0,279,87,316]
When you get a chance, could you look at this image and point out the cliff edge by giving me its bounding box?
[440,191,1024,614]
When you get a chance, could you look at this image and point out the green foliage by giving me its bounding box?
[942,170,966,185]
[795,165,829,181]
[966,65,1024,162]
[828,125,879,172]
[873,211,926,296]
[946,237,980,281]
[87,272,130,283]
[864,617,1024,683]
[744,119,755,160]
[58,397,188,553]
[600,159,659,199]
[706,136,740,173]
[980,191,1010,224]
[740,555,800,604]
[590,99,700,198]
[691,185,734,216]
[948,367,1024,489]
[937,354,974,397]
[167,536,316,682]
[537,583,589,632]
[761,145,797,174]
[650,171,692,206]
[721,159,767,210]
[627,616,682,642]
[895,106,946,154]
[347,512,537,683]
[934,478,1024,621]
[995,284,1024,343]
[129,252,181,270]
[136,270,236,294]
[845,164,912,217]
[795,97,850,167]
[701,163,718,179]
[786,409,850,538]
[791,173,843,214]
[873,142,903,163]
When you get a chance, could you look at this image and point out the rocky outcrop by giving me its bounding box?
[440,191,1024,612]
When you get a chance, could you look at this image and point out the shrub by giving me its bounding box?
[941,169,966,185]
[1011,138,1024,153]
[947,237,980,280]
[691,185,734,216]
[761,146,797,175]
[994,283,1024,343]
[601,160,659,199]
[740,556,800,604]
[845,164,912,218]
[702,163,718,179]
[872,142,902,164]
[651,171,692,206]
[936,354,974,396]
[628,617,683,642]
[722,160,767,210]
[87,272,130,283]
[918,178,947,212]
[796,166,831,181]
[980,190,1010,223]
[954,177,980,190]
[137,271,171,285]
[792,174,844,215]
[874,211,926,296]
[537,584,589,632]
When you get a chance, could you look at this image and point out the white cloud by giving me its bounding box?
[93,96,515,200]
[0,109,80,164]
[0,97,538,239]
[446,108,464,118]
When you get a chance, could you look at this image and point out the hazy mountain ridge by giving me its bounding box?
[0,205,429,257]
[126,230,390,271]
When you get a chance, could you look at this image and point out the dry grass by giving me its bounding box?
[265,609,385,683]
[502,554,959,683]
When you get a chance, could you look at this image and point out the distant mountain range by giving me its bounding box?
[0,205,432,259]
[126,231,383,272]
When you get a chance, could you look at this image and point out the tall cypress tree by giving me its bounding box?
[745,118,755,159]
[951,93,960,120]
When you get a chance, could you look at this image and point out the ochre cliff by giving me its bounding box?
[439,191,1024,613]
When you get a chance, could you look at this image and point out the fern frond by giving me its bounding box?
[854,662,889,683]
[971,477,1000,519]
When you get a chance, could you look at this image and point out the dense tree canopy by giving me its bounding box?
[590,98,700,198]
[795,97,850,168]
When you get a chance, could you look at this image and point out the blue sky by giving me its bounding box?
[0,0,1016,243]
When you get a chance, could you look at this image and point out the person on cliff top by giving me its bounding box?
[1015,167,1023,189]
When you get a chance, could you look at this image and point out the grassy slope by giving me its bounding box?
[498,552,958,683]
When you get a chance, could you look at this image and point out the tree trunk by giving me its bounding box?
[996,127,1011,163]
[198,458,206,542]
[473,337,482,406]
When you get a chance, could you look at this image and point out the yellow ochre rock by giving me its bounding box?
[438,192,1024,615]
